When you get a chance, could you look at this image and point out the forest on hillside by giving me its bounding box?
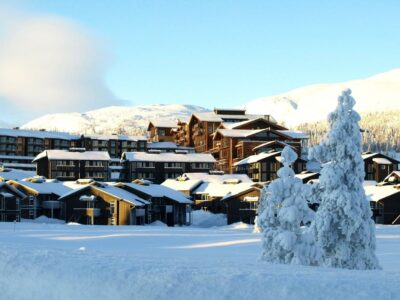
[296,110,400,155]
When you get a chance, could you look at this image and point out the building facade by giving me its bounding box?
[33,149,111,181]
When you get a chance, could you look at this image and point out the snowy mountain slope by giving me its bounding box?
[21,104,209,135]
[243,69,400,126]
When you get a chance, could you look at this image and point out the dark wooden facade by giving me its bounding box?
[0,182,27,222]
[147,122,177,142]
[362,152,399,182]
[121,152,215,184]
[34,150,111,181]
[115,182,192,226]
[57,184,147,225]
[235,151,307,182]
[222,188,261,224]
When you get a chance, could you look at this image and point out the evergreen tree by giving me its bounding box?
[308,89,380,269]
[259,146,319,265]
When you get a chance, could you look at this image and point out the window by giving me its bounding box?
[158,129,166,136]
[208,124,213,133]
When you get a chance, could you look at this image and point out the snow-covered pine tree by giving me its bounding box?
[259,146,319,266]
[308,89,380,270]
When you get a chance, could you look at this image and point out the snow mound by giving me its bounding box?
[148,220,168,227]
[191,210,227,227]
[228,222,253,230]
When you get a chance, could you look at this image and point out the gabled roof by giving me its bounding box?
[33,150,111,162]
[8,179,74,196]
[190,112,267,123]
[363,183,400,202]
[0,182,27,198]
[122,152,216,163]
[253,141,295,152]
[194,181,257,199]
[361,152,400,163]
[58,183,148,207]
[214,128,267,139]
[180,172,253,183]
[114,182,193,204]
[161,178,203,192]
[147,120,178,130]
[234,151,281,166]
[147,142,194,151]
[221,117,283,130]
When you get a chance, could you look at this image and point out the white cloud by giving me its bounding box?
[0,5,122,118]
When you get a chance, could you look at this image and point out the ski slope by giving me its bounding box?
[0,222,399,299]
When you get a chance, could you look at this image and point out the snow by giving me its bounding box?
[364,184,400,202]
[0,168,35,180]
[122,152,216,163]
[0,222,399,299]
[243,69,400,126]
[115,182,193,204]
[148,120,178,128]
[191,210,227,227]
[178,172,254,184]
[372,157,393,165]
[33,149,111,162]
[234,151,281,166]
[21,104,209,135]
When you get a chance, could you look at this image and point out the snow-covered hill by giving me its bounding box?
[21,104,209,135]
[243,69,400,126]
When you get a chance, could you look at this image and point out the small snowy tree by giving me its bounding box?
[308,89,380,270]
[259,146,320,266]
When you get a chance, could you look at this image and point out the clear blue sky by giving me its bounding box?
[8,0,400,109]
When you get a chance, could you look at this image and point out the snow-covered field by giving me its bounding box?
[1,222,399,300]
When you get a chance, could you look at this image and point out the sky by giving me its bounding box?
[0,0,400,124]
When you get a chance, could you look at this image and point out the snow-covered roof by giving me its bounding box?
[221,116,279,129]
[234,151,281,166]
[115,182,192,204]
[372,158,393,165]
[252,141,294,151]
[85,134,147,141]
[215,129,266,138]
[361,152,378,160]
[195,181,255,199]
[9,179,74,196]
[93,185,149,206]
[192,112,266,123]
[162,179,203,192]
[277,130,309,139]
[149,120,178,128]
[122,152,216,163]
[0,168,35,181]
[0,128,79,140]
[33,150,111,162]
[180,172,253,184]
[364,184,400,202]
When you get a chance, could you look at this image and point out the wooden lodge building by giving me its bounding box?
[0,128,149,170]
[33,149,111,181]
[362,152,399,182]
[0,182,27,222]
[162,172,262,224]
[234,149,307,182]
[121,151,216,184]
[364,180,400,225]
[147,120,178,142]
[114,180,193,226]
[185,108,271,153]
[57,182,150,225]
